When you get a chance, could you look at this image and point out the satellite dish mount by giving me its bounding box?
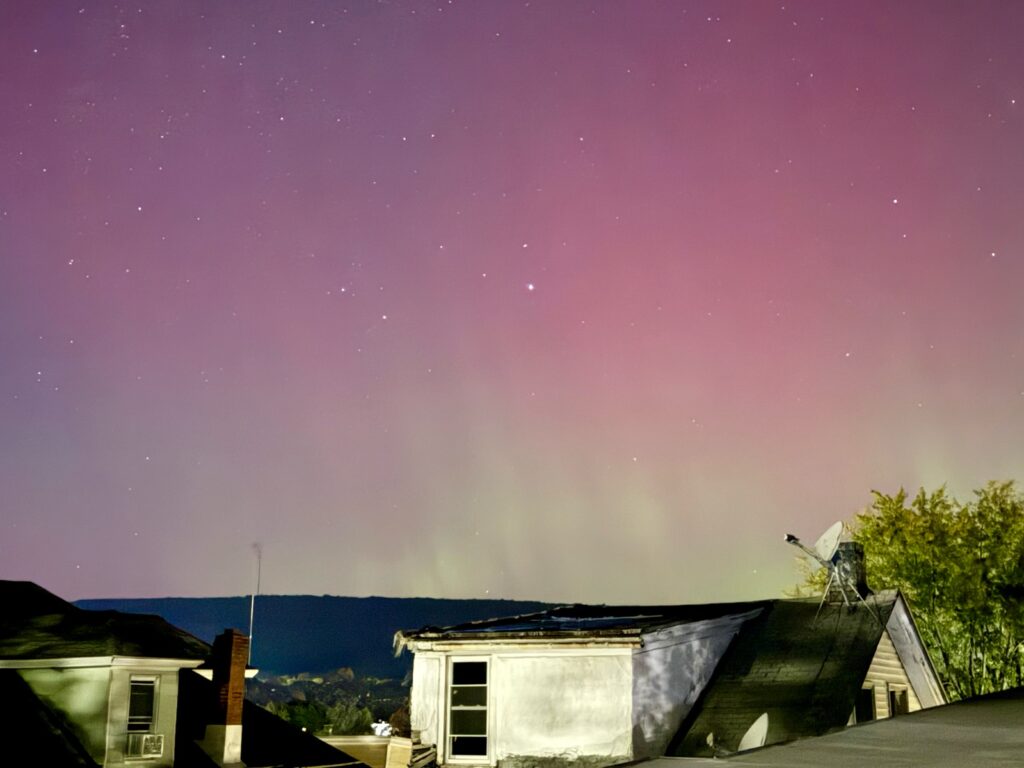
[784,522,881,625]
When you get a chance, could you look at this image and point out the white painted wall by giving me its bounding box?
[493,653,632,764]
[19,666,111,763]
[406,614,758,767]
[411,653,442,747]
[409,646,635,767]
[11,658,200,768]
[105,665,183,767]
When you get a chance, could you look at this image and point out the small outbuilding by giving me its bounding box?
[396,569,944,768]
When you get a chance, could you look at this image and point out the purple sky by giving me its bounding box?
[2,1,1022,603]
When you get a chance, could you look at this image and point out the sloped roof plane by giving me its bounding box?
[669,593,899,756]
[0,580,210,661]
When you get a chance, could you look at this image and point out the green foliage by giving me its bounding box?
[268,699,330,733]
[849,481,1024,699]
[388,699,411,738]
[263,698,374,735]
[248,666,407,730]
[325,701,374,735]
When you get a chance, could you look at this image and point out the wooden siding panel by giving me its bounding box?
[863,631,921,718]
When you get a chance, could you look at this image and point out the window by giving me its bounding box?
[128,678,157,732]
[854,685,875,723]
[889,687,909,716]
[449,660,487,758]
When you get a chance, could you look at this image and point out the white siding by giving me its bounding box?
[411,653,443,747]
[863,630,921,717]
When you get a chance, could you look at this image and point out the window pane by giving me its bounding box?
[451,662,486,685]
[451,686,487,707]
[451,736,487,756]
[128,680,156,732]
[451,709,486,735]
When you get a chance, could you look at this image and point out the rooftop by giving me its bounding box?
[396,600,771,644]
[670,592,899,756]
[0,580,210,661]
[646,686,1024,767]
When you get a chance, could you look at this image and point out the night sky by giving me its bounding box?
[2,1,1022,603]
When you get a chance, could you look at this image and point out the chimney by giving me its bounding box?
[199,629,249,766]
[826,541,872,603]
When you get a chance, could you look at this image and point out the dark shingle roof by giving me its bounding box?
[0,669,99,768]
[0,580,209,660]
[174,669,367,768]
[669,593,898,756]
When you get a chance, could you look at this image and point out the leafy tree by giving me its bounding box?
[266,700,330,733]
[822,481,1024,699]
[388,699,411,738]
[325,701,374,735]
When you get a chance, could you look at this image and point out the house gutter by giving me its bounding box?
[394,631,644,654]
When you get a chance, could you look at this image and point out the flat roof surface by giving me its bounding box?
[645,687,1024,767]
[399,600,770,640]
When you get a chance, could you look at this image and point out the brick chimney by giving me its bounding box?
[826,541,872,603]
[200,629,249,766]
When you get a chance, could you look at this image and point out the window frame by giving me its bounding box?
[127,675,159,734]
[446,657,490,763]
[888,685,909,717]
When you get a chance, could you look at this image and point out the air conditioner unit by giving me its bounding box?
[126,732,164,758]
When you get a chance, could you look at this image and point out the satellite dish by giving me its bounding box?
[813,521,843,564]
[737,712,769,752]
[784,521,883,626]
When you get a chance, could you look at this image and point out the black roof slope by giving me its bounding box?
[0,580,209,660]
[175,669,366,768]
[0,669,99,768]
[669,592,899,757]
[397,600,771,643]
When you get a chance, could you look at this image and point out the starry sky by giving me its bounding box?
[2,1,1023,604]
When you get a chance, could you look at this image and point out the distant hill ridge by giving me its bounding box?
[74,595,553,677]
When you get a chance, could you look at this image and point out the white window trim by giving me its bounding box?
[127,675,159,734]
[445,657,490,765]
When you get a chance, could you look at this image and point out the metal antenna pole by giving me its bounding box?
[249,543,262,665]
